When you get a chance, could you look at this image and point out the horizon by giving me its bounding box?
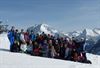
[0,0,100,32]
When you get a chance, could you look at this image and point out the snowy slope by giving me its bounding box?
[0,33,10,50]
[0,33,100,68]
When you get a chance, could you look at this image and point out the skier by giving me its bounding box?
[48,40,53,58]
[59,43,65,59]
[20,29,27,52]
[14,29,20,52]
[53,40,60,59]
[76,38,85,53]
[79,52,92,64]
[26,40,33,55]
[33,42,41,56]
[71,49,79,62]
[20,29,25,43]
[8,26,15,52]
[29,30,36,45]
[64,39,70,59]
[41,40,48,57]
[24,30,30,45]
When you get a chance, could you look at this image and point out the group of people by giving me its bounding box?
[7,26,92,64]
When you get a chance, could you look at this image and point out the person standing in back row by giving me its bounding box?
[20,29,27,52]
[8,26,15,52]
[29,30,36,45]
[14,29,20,52]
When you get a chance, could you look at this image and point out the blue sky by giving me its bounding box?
[0,0,100,32]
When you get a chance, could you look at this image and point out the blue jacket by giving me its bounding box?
[29,34,36,41]
[8,31,15,47]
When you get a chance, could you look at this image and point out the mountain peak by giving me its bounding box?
[27,23,59,36]
[40,23,49,27]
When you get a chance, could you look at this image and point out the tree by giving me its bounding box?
[0,21,8,33]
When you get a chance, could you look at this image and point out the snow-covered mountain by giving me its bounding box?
[27,24,65,37]
[27,24,58,35]
[0,33,100,68]
[67,28,100,42]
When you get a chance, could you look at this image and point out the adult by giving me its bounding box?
[8,26,15,52]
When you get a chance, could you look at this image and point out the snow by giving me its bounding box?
[0,33,10,50]
[67,28,100,40]
[85,29,97,37]
[0,33,100,68]
[27,24,58,36]
[40,24,58,35]
[93,28,100,34]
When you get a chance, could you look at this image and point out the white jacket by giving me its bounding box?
[20,44,27,52]
[20,33,25,42]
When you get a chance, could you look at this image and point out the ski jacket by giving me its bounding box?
[29,34,36,41]
[34,48,40,56]
[20,33,25,42]
[14,32,20,42]
[24,32,30,42]
[27,45,33,52]
[8,31,15,46]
